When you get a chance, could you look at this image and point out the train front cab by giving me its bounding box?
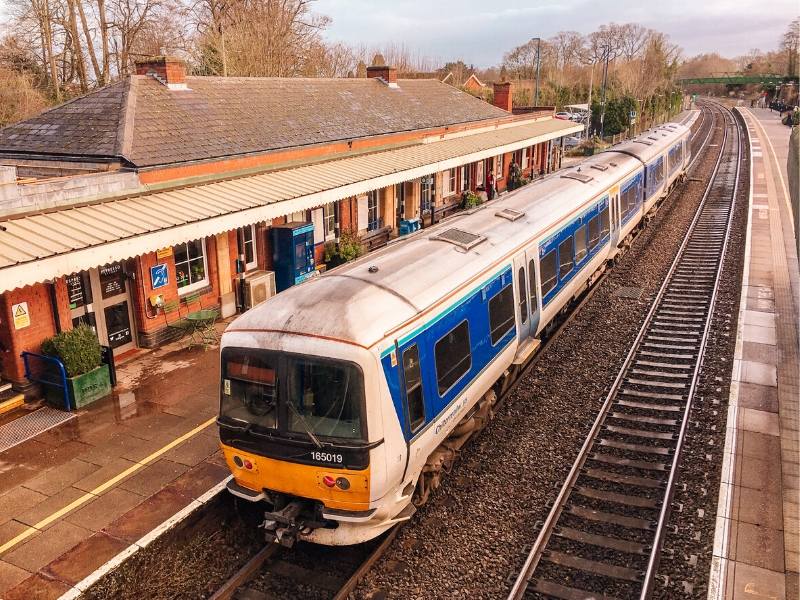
[217,332,402,545]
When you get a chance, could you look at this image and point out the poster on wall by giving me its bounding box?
[99,263,126,299]
[150,264,169,290]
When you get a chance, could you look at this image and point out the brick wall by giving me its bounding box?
[0,283,59,385]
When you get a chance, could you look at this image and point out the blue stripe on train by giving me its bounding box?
[381,266,516,441]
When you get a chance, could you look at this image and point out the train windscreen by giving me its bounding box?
[220,348,365,441]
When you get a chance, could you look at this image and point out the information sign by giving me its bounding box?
[150,264,169,290]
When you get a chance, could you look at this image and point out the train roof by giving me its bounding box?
[227,122,690,350]
[603,123,689,164]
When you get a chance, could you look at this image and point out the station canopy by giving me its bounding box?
[0,117,581,293]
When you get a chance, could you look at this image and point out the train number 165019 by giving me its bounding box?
[311,451,343,464]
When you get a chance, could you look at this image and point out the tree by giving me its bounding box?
[782,17,800,77]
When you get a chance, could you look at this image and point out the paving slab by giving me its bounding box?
[102,486,193,544]
[64,487,144,532]
[42,532,129,586]
[118,458,189,497]
[0,559,31,595]
[711,107,800,600]
[3,520,91,573]
[3,572,72,600]
[20,458,99,497]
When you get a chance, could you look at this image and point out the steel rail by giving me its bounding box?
[507,100,740,600]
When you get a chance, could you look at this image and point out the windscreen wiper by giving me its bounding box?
[217,417,251,434]
[286,402,323,449]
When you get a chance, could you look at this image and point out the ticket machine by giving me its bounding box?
[271,222,316,292]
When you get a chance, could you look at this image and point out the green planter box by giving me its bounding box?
[44,364,111,409]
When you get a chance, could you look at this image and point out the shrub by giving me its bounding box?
[461,190,481,209]
[41,324,102,377]
[324,231,366,268]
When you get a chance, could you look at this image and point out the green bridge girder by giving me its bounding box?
[678,74,799,86]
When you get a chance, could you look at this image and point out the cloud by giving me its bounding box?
[315,0,798,66]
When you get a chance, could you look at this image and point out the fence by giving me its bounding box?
[20,351,71,411]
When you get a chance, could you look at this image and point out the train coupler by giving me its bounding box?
[261,500,328,547]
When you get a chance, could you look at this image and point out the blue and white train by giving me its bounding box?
[217,122,692,545]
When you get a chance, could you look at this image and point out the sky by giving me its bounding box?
[314,0,797,68]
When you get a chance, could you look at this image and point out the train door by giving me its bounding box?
[513,255,530,340]
[524,247,541,335]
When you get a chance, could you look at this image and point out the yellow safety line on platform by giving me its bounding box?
[0,415,217,557]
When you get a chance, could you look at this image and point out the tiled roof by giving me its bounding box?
[0,76,508,168]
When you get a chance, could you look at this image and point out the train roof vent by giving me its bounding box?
[430,228,487,251]
[648,135,659,141]
[495,208,525,222]
[590,164,608,172]
[561,171,594,183]
[633,139,654,146]
[609,161,619,167]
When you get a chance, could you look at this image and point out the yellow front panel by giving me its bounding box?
[221,443,370,511]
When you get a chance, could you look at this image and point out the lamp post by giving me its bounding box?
[599,44,611,139]
[531,37,542,106]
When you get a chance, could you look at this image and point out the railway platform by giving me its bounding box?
[0,332,229,599]
[709,109,799,600]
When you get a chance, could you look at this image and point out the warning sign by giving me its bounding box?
[12,302,30,330]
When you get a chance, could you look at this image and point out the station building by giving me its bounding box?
[0,57,581,395]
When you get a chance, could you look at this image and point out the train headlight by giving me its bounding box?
[335,477,350,490]
[233,455,244,468]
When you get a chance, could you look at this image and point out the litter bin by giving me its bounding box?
[100,345,117,387]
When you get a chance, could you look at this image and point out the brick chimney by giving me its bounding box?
[134,56,187,90]
[366,53,398,88]
[493,81,512,112]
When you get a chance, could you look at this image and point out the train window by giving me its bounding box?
[528,258,538,311]
[286,357,365,439]
[574,224,588,262]
[558,236,574,279]
[599,207,610,238]
[588,216,600,249]
[488,284,515,345]
[540,250,557,296]
[517,267,528,325]
[221,352,278,430]
[435,320,472,396]
[402,345,425,432]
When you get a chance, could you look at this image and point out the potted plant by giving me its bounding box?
[461,190,481,209]
[41,324,111,409]
[324,231,366,269]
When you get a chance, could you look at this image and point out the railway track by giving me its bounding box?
[507,101,742,600]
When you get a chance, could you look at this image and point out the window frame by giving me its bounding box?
[540,249,558,297]
[517,267,528,325]
[496,154,504,180]
[434,320,473,396]
[574,224,588,263]
[587,215,600,250]
[558,236,574,280]
[173,238,209,295]
[599,206,610,237]
[402,344,426,433]
[420,175,435,213]
[443,168,457,197]
[242,225,258,271]
[460,165,470,192]
[367,190,380,232]
[528,258,538,312]
[323,203,336,240]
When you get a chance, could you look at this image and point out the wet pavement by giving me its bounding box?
[0,332,229,599]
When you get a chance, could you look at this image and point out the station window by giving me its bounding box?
[442,169,457,197]
[460,165,470,192]
[599,207,610,238]
[528,258,538,311]
[323,203,336,238]
[488,285,515,345]
[587,215,600,250]
[241,225,257,270]
[558,236,574,279]
[496,154,504,179]
[517,267,528,325]
[173,239,208,293]
[402,344,426,432]
[540,250,557,297]
[367,190,379,231]
[574,224,588,262]
[435,320,472,396]
[420,175,435,213]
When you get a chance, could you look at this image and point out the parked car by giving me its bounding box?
[563,135,582,149]
[555,111,574,120]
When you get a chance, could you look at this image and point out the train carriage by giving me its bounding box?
[218,122,692,546]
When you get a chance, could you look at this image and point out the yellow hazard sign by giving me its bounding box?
[12,302,30,330]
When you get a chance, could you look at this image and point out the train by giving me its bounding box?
[217,121,692,546]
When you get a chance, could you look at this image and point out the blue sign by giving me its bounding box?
[150,264,169,289]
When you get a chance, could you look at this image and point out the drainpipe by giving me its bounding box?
[236,229,246,312]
